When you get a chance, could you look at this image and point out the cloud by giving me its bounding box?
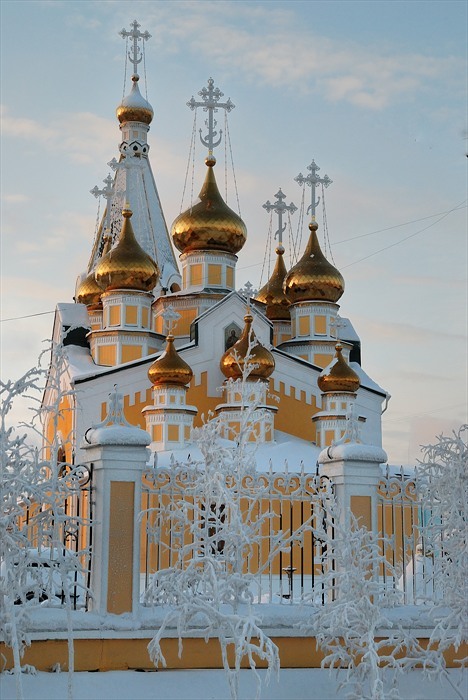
[2,193,29,204]
[1,105,116,165]
[131,1,463,110]
[355,317,466,345]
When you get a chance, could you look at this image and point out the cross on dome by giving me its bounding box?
[329,316,347,341]
[90,173,115,234]
[161,306,181,336]
[119,20,151,78]
[295,159,332,221]
[187,78,235,158]
[262,188,297,249]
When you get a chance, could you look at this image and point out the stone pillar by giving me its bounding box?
[318,441,387,534]
[81,390,150,615]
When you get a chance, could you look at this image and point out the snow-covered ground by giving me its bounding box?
[1,669,467,700]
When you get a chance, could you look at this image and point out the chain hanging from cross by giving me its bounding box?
[187,78,235,159]
[119,20,151,78]
[262,188,297,249]
[294,159,332,221]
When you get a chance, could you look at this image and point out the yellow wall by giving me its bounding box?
[125,306,138,325]
[298,316,310,336]
[270,380,318,443]
[226,267,234,288]
[108,306,120,326]
[314,353,333,369]
[190,264,202,286]
[314,315,326,335]
[45,394,74,463]
[208,264,222,285]
[186,372,219,427]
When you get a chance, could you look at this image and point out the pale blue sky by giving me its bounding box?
[1,0,467,464]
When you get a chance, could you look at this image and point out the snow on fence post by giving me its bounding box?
[81,389,150,615]
[318,409,387,537]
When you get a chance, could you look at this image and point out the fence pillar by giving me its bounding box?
[318,441,387,535]
[81,390,150,615]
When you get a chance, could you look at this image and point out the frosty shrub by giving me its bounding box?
[417,426,467,660]
[0,341,91,700]
[143,339,316,700]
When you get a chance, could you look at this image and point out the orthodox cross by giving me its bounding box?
[294,159,332,221]
[161,306,181,336]
[262,188,297,249]
[119,20,151,78]
[90,173,114,234]
[187,78,235,157]
[329,316,347,341]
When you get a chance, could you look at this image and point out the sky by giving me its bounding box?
[1,0,467,466]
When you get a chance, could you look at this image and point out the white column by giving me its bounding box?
[81,392,150,615]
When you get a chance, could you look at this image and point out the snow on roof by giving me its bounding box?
[56,302,90,328]
[350,362,388,396]
[84,424,151,447]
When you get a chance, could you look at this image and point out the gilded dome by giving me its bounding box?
[220,311,275,381]
[116,76,154,125]
[95,207,159,292]
[75,269,102,308]
[148,335,193,386]
[255,246,290,321]
[318,343,360,393]
[283,222,344,304]
[171,159,247,255]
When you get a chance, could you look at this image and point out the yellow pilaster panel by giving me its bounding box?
[98,345,117,366]
[108,306,121,326]
[314,353,333,369]
[168,425,180,442]
[208,264,222,285]
[108,481,134,614]
[190,264,202,287]
[350,495,372,529]
[141,307,149,328]
[173,308,197,336]
[298,316,310,336]
[121,345,142,363]
[226,266,234,289]
[125,305,138,325]
[325,429,335,446]
[152,424,162,441]
[314,315,327,335]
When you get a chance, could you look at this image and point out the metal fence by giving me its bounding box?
[20,464,93,610]
[141,463,333,604]
[377,465,439,604]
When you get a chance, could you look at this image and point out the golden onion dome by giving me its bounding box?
[171,158,247,255]
[318,343,360,393]
[116,76,154,125]
[255,246,291,321]
[148,335,193,386]
[283,222,344,304]
[75,269,102,308]
[95,207,159,292]
[220,310,275,381]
